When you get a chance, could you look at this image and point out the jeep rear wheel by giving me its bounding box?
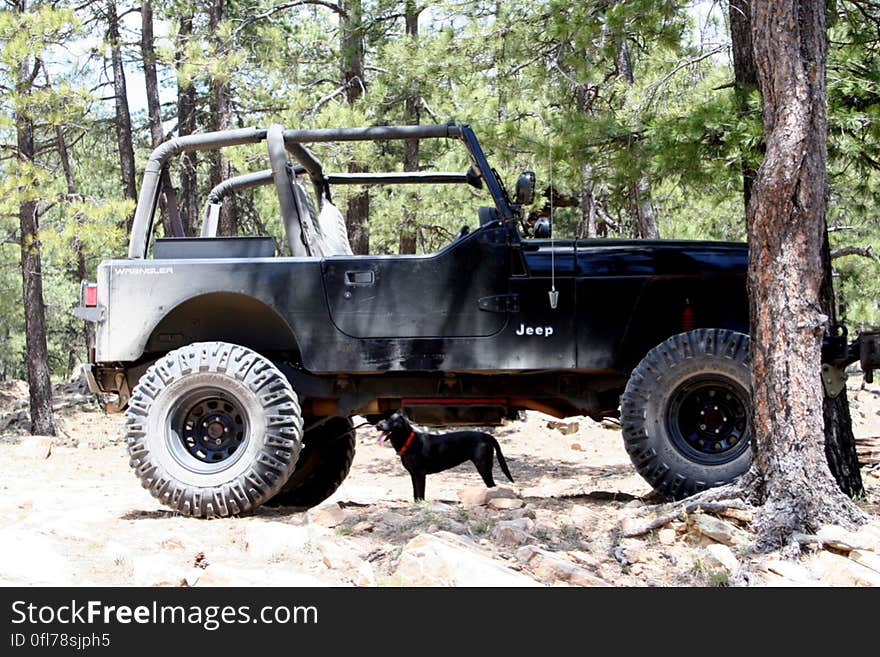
[124,342,302,517]
[620,329,752,500]
[267,417,356,508]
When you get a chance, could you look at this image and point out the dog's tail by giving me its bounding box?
[492,438,514,483]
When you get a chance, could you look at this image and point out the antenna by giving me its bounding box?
[548,135,558,310]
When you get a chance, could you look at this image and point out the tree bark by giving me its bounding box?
[819,230,865,497]
[107,0,137,224]
[617,37,659,239]
[730,0,760,215]
[341,0,369,254]
[747,0,862,544]
[141,0,163,148]
[735,0,862,499]
[14,34,56,436]
[53,122,94,361]
[176,12,198,237]
[209,0,236,236]
[141,0,185,239]
[577,161,598,239]
[399,1,420,254]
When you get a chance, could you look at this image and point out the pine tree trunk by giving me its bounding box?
[577,162,598,239]
[15,43,56,437]
[176,12,198,237]
[107,0,137,224]
[54,122,94,361]
[341,0,369,254]
[747,0,862,543]
[819,229,864,497]
[399,2,420,255]
[616,38,659,239]
[730,0,759,214]
[209,0,236,236]
[141,0,163,148]
[733,0,863,500]
[141,0,185,239]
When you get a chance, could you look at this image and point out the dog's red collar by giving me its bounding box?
[397,431,416,456]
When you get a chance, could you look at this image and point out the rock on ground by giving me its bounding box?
[317,538,375,586]
[394,532,542,587]
[693,514,747,547]
[244,521,310,560]
[516,545,608,587]
[307,503,347,528]
[811,551,880,587]
[701,544,739,576]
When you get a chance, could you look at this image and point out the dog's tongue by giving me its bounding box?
[377,431,389,445]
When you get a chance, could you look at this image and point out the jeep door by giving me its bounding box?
[321,225,511,339]
[504,240,577,369]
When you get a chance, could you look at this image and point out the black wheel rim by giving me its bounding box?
[666,376,750,465]
[166,388,250,474]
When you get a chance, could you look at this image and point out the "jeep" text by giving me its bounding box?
[515,323,554,337]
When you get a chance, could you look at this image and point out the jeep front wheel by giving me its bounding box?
[620,329,752,500]
[124,342,303,517]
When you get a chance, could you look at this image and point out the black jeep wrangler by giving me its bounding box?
[75,122,872,517]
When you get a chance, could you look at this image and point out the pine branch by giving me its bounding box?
[831,245,878,260]
[234,1,344,37]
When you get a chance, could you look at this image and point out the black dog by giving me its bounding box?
[376,411,514,501]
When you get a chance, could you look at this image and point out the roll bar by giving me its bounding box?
[129,123,512,258]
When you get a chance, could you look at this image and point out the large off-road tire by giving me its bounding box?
[267,417,356,508]
[621,329,751,500]
[124,342,303,518]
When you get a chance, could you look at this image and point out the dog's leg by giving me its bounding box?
[474,448,496,488]
[410,471,427,501]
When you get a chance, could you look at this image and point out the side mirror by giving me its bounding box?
[515,171,536,205]
[534,217,551,238]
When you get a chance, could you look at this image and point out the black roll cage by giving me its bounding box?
[129,122,516,259]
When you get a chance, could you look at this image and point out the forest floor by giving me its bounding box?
[0,376,879,587]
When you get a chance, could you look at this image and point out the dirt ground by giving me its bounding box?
[1,377,879,587]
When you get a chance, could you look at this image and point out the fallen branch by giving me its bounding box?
[620,499,751,537]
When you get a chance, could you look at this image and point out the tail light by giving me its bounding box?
[82,282,98,307]
[681,303,695,332]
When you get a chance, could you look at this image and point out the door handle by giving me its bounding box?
[345,270,375,285]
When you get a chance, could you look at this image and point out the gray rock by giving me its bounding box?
[694,513,748,546]
[816,524,872,552]
[487,497,524,510]
[491,523,535,547]
[702,544,739,575]
[486,486,519,501]
[394,532,543,587]
[317,538,371,585]
[658,528,676,546]
[378,510,407,527]
[811,550,880,586]
[457,487,489,508]
[516,545,608,586]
